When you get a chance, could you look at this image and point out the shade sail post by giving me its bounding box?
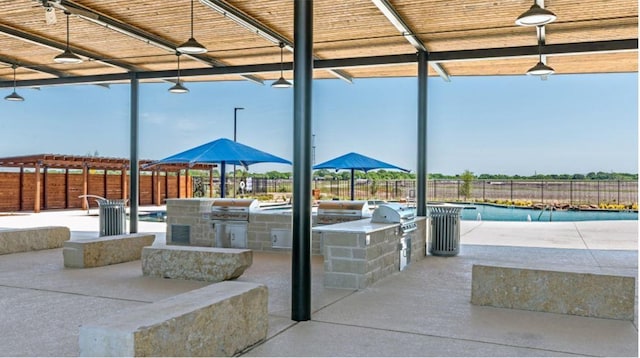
[417,50,428,217]
[129,72,139,233]
[350,168,355,200]
[291,0,313,322]
[220,161,226,198]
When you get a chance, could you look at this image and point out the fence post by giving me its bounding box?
[618,180,621,204]
[570,181,573,205]
[597,180,600,205]
[482,181,485,201]
[386,181,389,200]
[541,180,544,203]
[510,180,513,201]
[457,180,460,200]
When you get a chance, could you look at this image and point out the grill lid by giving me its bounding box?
[211,199,259,221]
[371,203,415,223]
[317,200,370,216]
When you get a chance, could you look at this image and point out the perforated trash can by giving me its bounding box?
[97,199,126,237]
[428,205,463,256]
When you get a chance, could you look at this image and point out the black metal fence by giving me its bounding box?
[193,177,638,207]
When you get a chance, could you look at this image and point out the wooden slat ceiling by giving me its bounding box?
[0,0,636,84]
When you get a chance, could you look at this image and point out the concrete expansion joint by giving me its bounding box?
[574,222,603,267]
[309,318,587,357]
[0,283,152,304]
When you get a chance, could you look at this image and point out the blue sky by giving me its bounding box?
[0,72,637,175]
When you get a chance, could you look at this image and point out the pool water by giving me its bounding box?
[459,204,638,222]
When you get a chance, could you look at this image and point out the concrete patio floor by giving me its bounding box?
[0,208,637,357]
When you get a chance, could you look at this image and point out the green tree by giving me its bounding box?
[459,170,475,200]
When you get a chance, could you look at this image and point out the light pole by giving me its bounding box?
[233,107,244,197]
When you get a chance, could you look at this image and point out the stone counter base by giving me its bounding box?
[0,226,70,255]
[79,281,268,357]
[471,264,636,320]
[63,233,156,268]
[142,246,252,282]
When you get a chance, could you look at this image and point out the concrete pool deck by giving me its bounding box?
[0,208,637,356]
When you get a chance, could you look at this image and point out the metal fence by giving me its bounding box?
[191,177,638,207]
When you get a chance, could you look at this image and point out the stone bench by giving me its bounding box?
[63,233,156,268]
[470,264,635,320]
[79,281,268,357]
[142,246,252,282]
[0,226,70,255]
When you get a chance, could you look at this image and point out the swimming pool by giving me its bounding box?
[458,204,638,222]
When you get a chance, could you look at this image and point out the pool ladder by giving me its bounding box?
[537,205,554,221]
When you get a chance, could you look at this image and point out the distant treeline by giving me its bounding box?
[239,170,638,181]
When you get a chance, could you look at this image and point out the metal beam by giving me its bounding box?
[129,72,139,234]
[417,50,427,217]
[371,0,450,82]
[54,0,263,84]
[291,0,313,322]
[0,55,69,78]
[199,0,353,83]
[0,39,636,88]
[0,23,138,72]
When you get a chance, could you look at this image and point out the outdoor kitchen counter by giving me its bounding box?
[312,217,397,234]
[314,217,427,290]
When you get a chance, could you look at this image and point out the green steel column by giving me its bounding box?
[417,51,428,217]
[129,72,139,233]
[292,0,313,322]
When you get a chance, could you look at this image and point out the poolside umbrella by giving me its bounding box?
[313,152,409,200]
[146,137,291,198]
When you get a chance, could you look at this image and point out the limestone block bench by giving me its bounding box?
[63,233,156,268]
[0,226,70,255]
[79,281,268,357]
[142,246,252,282]
[471,264,635,320]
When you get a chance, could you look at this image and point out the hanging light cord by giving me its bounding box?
[279,42,284,75]
[190,0,195,38]
[65,12,71,50]
[537,25,543,62]
[12,65,17,91]
[177,53,182,80]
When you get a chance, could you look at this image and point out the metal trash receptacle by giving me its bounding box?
[428,205,463,256]
[97,199,127,237]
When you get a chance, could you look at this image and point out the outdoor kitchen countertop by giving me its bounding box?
[312,217,426,234]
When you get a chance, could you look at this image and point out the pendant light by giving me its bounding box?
[515,1,557,26]
[176,0,207,54]
[272,42,292,88]
[527,26,554,76]
[168,53,189,93]
[4,65,24,102]
[54,12,83,64]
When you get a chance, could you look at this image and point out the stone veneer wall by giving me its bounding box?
[166,199,323,255]
[322,217,427,289]
[165,198,215,246]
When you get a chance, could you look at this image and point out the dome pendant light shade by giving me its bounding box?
[526,61,555,76]
[177,37,207,55]
[5,65,24,102]
[515,2,557,26]
[168,81,190,93]
[177,0,207,54]
[54,12,83,64]
[169,53,189,94]
[271,42,292,88]
[5,91,25,101]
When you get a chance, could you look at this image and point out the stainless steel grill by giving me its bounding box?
[210,199,259,248]
[210,198,259,221]
[370,203,417,233]
[316,200,371,225]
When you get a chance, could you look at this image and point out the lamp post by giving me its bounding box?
[233,107,244,197]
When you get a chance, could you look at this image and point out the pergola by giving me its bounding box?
[0,0,636,321]
[0,154,217,211]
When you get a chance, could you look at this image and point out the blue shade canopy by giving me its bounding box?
[313,152,409,173]
[147,138,291,168]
